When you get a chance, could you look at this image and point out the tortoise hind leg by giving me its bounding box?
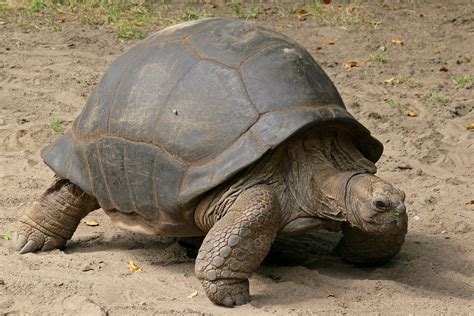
[16,176,99,254]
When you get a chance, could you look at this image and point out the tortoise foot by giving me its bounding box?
[201,279,250,307]
[17,211,67,254]
[16,178,99,254]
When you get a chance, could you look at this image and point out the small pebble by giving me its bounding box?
[81,264,94,272]
[413,215,420,221]
[397,163,413,170]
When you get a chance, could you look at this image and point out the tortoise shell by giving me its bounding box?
[42,18,382,234]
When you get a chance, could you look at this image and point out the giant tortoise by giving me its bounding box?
[17,18,407,307]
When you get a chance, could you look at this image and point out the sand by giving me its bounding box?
[0,1,473,315]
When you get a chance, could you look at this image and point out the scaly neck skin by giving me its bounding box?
[281,156,362,230]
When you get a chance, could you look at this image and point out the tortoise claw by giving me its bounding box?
[15,234,28,251]
[19,239,39,254]
[16,219,67,254]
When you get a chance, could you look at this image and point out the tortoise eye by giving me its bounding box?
[374,199,389,211]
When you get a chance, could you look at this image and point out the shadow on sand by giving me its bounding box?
[67,229,473,302]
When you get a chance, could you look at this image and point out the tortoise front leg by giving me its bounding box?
[195,185,281,307]
[16,177,99,254]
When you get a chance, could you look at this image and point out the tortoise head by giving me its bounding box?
[344,174,407,234]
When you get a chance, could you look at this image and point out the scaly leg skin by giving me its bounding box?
[336,213,408,265]
[16,177,99,254]
[195,185,281,307]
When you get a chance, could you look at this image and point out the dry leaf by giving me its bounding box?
[324,288,335,297]
[188,291,198,298]
[323,0,331,4]
[311,46,322,52]
[466,122,474,130]
[83,220,99,227]
[439,66,449,72]
[465,200,474,205]
[407,111,418,117]
[327,40,337,45]
[344,60,359,69]
[128,260,142,273]
[391,39,404,45]
[384,77,395,83]
[297,13,311,21]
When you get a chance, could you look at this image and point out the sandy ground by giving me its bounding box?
[0,1,473,315]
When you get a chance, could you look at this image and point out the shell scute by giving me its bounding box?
[108,41,199,142]
[124,142,157,219]
[96,137,135,213]
[241,44,343,113]
[154,60,258,163]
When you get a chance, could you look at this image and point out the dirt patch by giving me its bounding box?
[0,1,473,315]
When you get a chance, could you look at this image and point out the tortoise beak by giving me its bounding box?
[395,203,406,214]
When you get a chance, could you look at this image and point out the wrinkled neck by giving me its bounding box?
[312,166,362,220]
[284,130,372,222]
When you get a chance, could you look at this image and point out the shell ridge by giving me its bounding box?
[201,57,238,70]
[182,37,204,59]
[237,69,260,116]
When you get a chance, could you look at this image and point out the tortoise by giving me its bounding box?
[16,18,408,307]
